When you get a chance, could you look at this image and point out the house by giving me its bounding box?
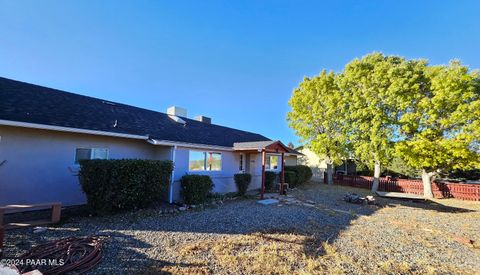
[0,77,301,206]
[291,146,357,182]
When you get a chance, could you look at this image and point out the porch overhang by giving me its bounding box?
[233,140,290,199]
[233,140,290,153]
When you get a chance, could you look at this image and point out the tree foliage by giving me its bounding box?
[288,70,349,166]
[339,53,427,168]
[395,61,480,173]
[288,52,480,197]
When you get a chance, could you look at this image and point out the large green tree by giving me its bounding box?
[288,70,349,184]
[288,53,480,198]
[339,53,426,191]
[395,61,480,198]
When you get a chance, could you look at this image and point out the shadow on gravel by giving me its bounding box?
[3,183,477,273]
[379,198,476,213]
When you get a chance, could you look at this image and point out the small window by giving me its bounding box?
[239,153,244,171]
[75,148,108,164]
[189,150,222,171]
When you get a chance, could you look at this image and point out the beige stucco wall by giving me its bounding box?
[285,155,297,166]
[297,148,327,182]
[0,125,170,206]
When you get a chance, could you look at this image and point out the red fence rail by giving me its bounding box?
[331,175,480,201]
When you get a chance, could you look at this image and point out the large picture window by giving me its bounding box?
[189,150,222,171]
[75,148,109,164]
[265,155,279,170]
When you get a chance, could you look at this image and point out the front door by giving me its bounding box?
[245,153,254,174]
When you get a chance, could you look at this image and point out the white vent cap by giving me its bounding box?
[167,106,187,117]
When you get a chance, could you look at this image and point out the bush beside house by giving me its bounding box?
[265,171,277,190]
[284,171,297,187]
[181,175,214,204]
[285,165,313,187]
[78,159,173,214]
[234,173,252,196]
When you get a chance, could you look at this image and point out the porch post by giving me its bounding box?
[280,152,285,195]
[261,150,266,199]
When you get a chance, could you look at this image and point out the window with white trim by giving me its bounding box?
[189,150,222,171]
[75,148,109,164]
[265,155,279,170]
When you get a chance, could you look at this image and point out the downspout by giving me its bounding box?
[169,145,177,204]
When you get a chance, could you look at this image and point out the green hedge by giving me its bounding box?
[284,171,297,187]
[78,159,173,214]
[265,171,277,190]
[234,173,252,196]
[285,165,313,187]
[180,175,214,204]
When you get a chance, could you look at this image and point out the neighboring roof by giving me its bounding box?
[295,145,304,151]
[286,147,304,156]
[0,77,271,147]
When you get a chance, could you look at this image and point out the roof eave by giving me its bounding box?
[0,119,148,140]
[148,138,234,151]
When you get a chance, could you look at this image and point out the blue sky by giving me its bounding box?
[1,1,479,145]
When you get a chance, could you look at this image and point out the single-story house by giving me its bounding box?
[0,77,301,206]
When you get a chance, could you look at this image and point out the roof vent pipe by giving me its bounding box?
[167,106,187,118]
[194,115,211,124]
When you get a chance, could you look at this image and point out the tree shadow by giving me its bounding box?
[379,197,476,213]
[2,183,478,273]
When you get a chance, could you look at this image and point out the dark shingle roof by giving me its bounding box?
[0,77,271,147]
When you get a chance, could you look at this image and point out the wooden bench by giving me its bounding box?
[0,202,62,229]
[0,202,62,254]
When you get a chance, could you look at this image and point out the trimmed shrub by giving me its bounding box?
[78,159,173,214]
[181,175,214,204]
[234,173,252,196]
[284,171,297,187]
[265,171,277,190]
[302,165,313,182]
[285,165,313,187]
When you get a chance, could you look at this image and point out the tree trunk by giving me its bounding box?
[422,169,434,199]
[326,158,334,185]
[371,161,381,192]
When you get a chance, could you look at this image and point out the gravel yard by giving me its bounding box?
[3,183,480,274]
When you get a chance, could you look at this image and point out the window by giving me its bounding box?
[189,150,222,171]
[75,148,108,164]
[189,151,205,171]
[239,153,244,171]
[265,155,279,170]
[207,152,222,171]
